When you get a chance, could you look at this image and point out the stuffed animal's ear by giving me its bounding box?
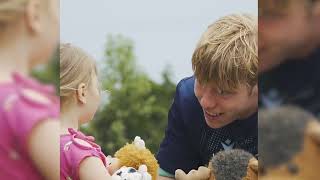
[175,169,187,180]
[244,158,258,180]
[133,136,146,149]
[308,121,320,145]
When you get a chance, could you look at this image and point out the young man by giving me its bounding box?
[259,0,320,117]
[157,14,258,179]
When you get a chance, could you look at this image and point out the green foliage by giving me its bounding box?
[82,35,176,155]
[31,49,59,93]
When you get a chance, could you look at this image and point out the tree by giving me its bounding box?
[32,49,59,93]
[82,35,176,155]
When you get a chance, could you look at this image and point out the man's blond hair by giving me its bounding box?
[192,14,257,92]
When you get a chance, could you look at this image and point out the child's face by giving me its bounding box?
[29,0,59,67]
[194,79,258,128]
[79,73,101,124]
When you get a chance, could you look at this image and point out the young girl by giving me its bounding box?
[60,43,118,180]
[0,0,59,179]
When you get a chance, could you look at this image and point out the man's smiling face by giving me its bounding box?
[194,79,258,128]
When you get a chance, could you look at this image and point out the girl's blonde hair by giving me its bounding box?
[0,0,48,28]
[60,43,97,109]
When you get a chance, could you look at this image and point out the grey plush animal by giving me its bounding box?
[175,149,258,180]
[259,105,320,179]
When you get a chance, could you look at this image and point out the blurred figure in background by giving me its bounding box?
[259,0,320,178]
[259,0,320,117]
[0,0,59,179]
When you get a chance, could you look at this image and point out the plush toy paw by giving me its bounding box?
[133,136,145,149]
[138,165,152,180]
[175,166,211,180]
[106,155,121,175]
[111,165,152,180]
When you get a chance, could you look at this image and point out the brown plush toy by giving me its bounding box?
[259,105,320,180]
[107,136,159,180]
[175,149,258,180]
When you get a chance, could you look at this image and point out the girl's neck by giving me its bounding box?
[0,39,30,83]
[60,108,80,135]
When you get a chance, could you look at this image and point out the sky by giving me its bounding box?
[61,0,257,83]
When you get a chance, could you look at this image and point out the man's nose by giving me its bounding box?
[199,92,217,110]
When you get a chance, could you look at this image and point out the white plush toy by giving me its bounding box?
[111,165,152,180]
[133,136,145,149]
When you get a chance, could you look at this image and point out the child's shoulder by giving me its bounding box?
[61,128,99,150]
[0,73,58,113]
[60,128,108,179]
[0,73,59,149]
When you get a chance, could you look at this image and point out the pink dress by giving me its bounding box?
[60,128,109,180]
[0,73,59,179]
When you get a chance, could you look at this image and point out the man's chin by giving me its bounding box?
[205,117,231,129]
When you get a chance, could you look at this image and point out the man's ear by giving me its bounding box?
[24,0,42,35]
[77,83,87,104]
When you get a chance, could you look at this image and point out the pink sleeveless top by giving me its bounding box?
[0,73,59,179]
[60,128,109,180]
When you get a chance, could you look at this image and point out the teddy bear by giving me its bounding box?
[258,105,320,180]
[107,136,159,180]
[175,149,258,180]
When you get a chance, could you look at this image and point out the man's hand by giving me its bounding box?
[175,167,211,180]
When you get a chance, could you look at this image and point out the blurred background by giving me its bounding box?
[60,0,257,154]
[32,50,59,93]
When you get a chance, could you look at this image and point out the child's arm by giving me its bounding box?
[27,119,60,180]
[79,156,112,180]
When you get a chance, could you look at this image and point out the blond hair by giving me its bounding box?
[192,14,257,92]
[0,0,49,28]
[60,43,97,108]
[0,0,27,27]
